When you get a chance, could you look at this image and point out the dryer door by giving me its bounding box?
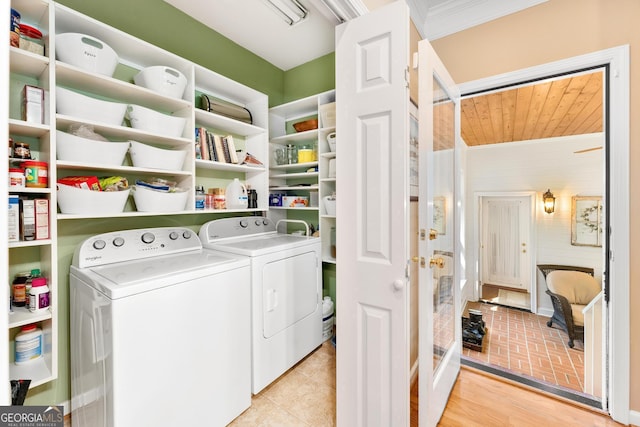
[262,251,319,338]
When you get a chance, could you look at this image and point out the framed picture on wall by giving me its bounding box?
[571,196,603,247]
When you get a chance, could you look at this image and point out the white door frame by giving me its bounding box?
[474,191,537,311]
[459,46,630,424]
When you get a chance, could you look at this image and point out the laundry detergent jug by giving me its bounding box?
[226,178,248,209]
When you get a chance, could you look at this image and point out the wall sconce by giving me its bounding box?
[543,189,556,214]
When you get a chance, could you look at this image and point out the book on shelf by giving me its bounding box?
[207,131,218,162]
[194,128,202,159]
[224,135,239,164]
[213,134,227,163]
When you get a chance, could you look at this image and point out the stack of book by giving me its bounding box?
[195,127,239,164]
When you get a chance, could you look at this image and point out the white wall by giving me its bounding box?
[465,133,604,314]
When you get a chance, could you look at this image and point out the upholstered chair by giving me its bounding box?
[537,265,601,348]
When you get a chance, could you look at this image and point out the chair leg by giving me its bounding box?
[568,339,574,348]
[547,319,553,327]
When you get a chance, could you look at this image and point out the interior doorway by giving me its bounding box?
[460,66,608,408]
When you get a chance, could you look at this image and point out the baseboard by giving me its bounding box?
[629,409,640,426]
[410,359,418,386]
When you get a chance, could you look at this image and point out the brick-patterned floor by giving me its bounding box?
[463,301,586,393]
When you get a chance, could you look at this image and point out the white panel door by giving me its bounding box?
[418,40,462,427]
[335,1,410,426]
[481,196,532,291]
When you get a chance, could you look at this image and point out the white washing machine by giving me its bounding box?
[70,227,251,427]
[199,217,322,394]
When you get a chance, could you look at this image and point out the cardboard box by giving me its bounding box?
[22,85,44,124]
[20,198,36,241]
[282,196,308,208]
[8,195,19,242]
[34,198,49,240]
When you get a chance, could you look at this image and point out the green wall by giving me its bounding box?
[25,1,336,407]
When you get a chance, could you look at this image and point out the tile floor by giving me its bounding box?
[230,340,336,426]
[463,301,586,393]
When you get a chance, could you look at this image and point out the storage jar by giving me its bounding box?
[12,272,30,307]
[24,161,48,188]
[15,324,42,365]
[298,144,314,163]
[9,168,25,188]
[12,141,30,159]
[19,24,44,55]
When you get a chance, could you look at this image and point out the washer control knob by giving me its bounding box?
[141,232,155,244]
[93,240,106,250]
[113,237,125,247]
[255,219,263,226]
[169,232,179,240]
[239,219,248,228]
[182,230,192,239]
[263,218,269,226]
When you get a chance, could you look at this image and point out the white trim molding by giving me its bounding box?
[459,45,630,424]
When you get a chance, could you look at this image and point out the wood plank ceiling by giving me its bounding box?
[461,71,603,146]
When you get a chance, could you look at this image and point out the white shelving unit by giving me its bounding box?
[268,90,336,262]
[8,0,56,388]
[5,0,269,389]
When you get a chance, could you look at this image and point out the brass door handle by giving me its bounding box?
[429,257,445,269]
[411,256,426,268]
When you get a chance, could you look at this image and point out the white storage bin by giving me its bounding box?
[319,102,336,128]
[327,132,336,152]
[132,185,189,212]
[57,184,130,214]
[56,87,127,126]
[56,130,129,166]
[127,104,186,138]
[134,66,187,99]
[129,140,187,170]
[56,33,119,76]
[323,195,336,216]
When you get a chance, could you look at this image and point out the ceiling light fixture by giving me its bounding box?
[317,0,368,23]
[263,0,308,26]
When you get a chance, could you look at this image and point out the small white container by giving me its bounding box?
[57,184,130,215]
[56,87,127,126]
[132,185,189,213]
[126,104,187,138]
[327,132,336,152]
[323,195,336,216]
[56,130,130,166]
[15,324,42,365]
[28,277,49,313]
[56,33,119,76]
[129,140,187,170]
[319,102,336,128]
[134,66,187,99]
[322,296,334,342]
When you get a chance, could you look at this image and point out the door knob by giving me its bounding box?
[429,229,438,240]
[393,279,405,291]
[429,257,445,269]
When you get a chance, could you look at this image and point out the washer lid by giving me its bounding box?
[80,250,247,299]
[204,234,319,257]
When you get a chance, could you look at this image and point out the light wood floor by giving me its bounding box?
[416,367,624,427]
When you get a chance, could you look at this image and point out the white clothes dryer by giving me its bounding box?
[70,227,251,427]
[199,217,322,394]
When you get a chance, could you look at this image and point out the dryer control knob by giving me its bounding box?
[239,219,248,228]
[113,237,125,247]
[255,219,262,226]
[141,232,155,244]
[182,231,192,239]
[263,219,269,226]
[93,240,106,250]
[169,232,179,240]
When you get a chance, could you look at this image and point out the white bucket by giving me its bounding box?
[322,296,334,342]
